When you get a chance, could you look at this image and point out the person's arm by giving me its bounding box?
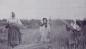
[5,19,10,28]
[16,19,22,25]
[39,22,44,26]
[17,19,27,29]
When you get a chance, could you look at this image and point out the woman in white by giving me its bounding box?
[40,18,50,43]
[6,12,24,48]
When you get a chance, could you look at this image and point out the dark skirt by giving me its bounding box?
[8,24,21,48]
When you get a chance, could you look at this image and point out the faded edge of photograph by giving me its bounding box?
[0,0,86,49]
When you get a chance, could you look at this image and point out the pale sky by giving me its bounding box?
[0,0,86,19]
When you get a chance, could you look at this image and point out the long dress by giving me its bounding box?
[40,23,50,43]
[7,18,22,48]
[7,24,21,48]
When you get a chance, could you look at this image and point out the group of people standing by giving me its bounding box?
[4,12,51,48]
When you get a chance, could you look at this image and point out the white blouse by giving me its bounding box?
[7,18,22,25]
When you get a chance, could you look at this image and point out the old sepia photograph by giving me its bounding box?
[0,0,86,49]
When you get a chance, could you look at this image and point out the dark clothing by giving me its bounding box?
[7,24,21,48]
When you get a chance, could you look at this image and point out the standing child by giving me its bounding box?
[40,18,50,43]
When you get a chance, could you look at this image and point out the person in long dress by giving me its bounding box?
[6,12,24,48]
[40,18,50,43]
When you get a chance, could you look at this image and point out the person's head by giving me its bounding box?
[42,18,47,24]
[11,12,15,19]
[42,18,48,28]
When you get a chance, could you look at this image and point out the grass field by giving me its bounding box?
[13,20,71,49]
[0,20,72,49]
